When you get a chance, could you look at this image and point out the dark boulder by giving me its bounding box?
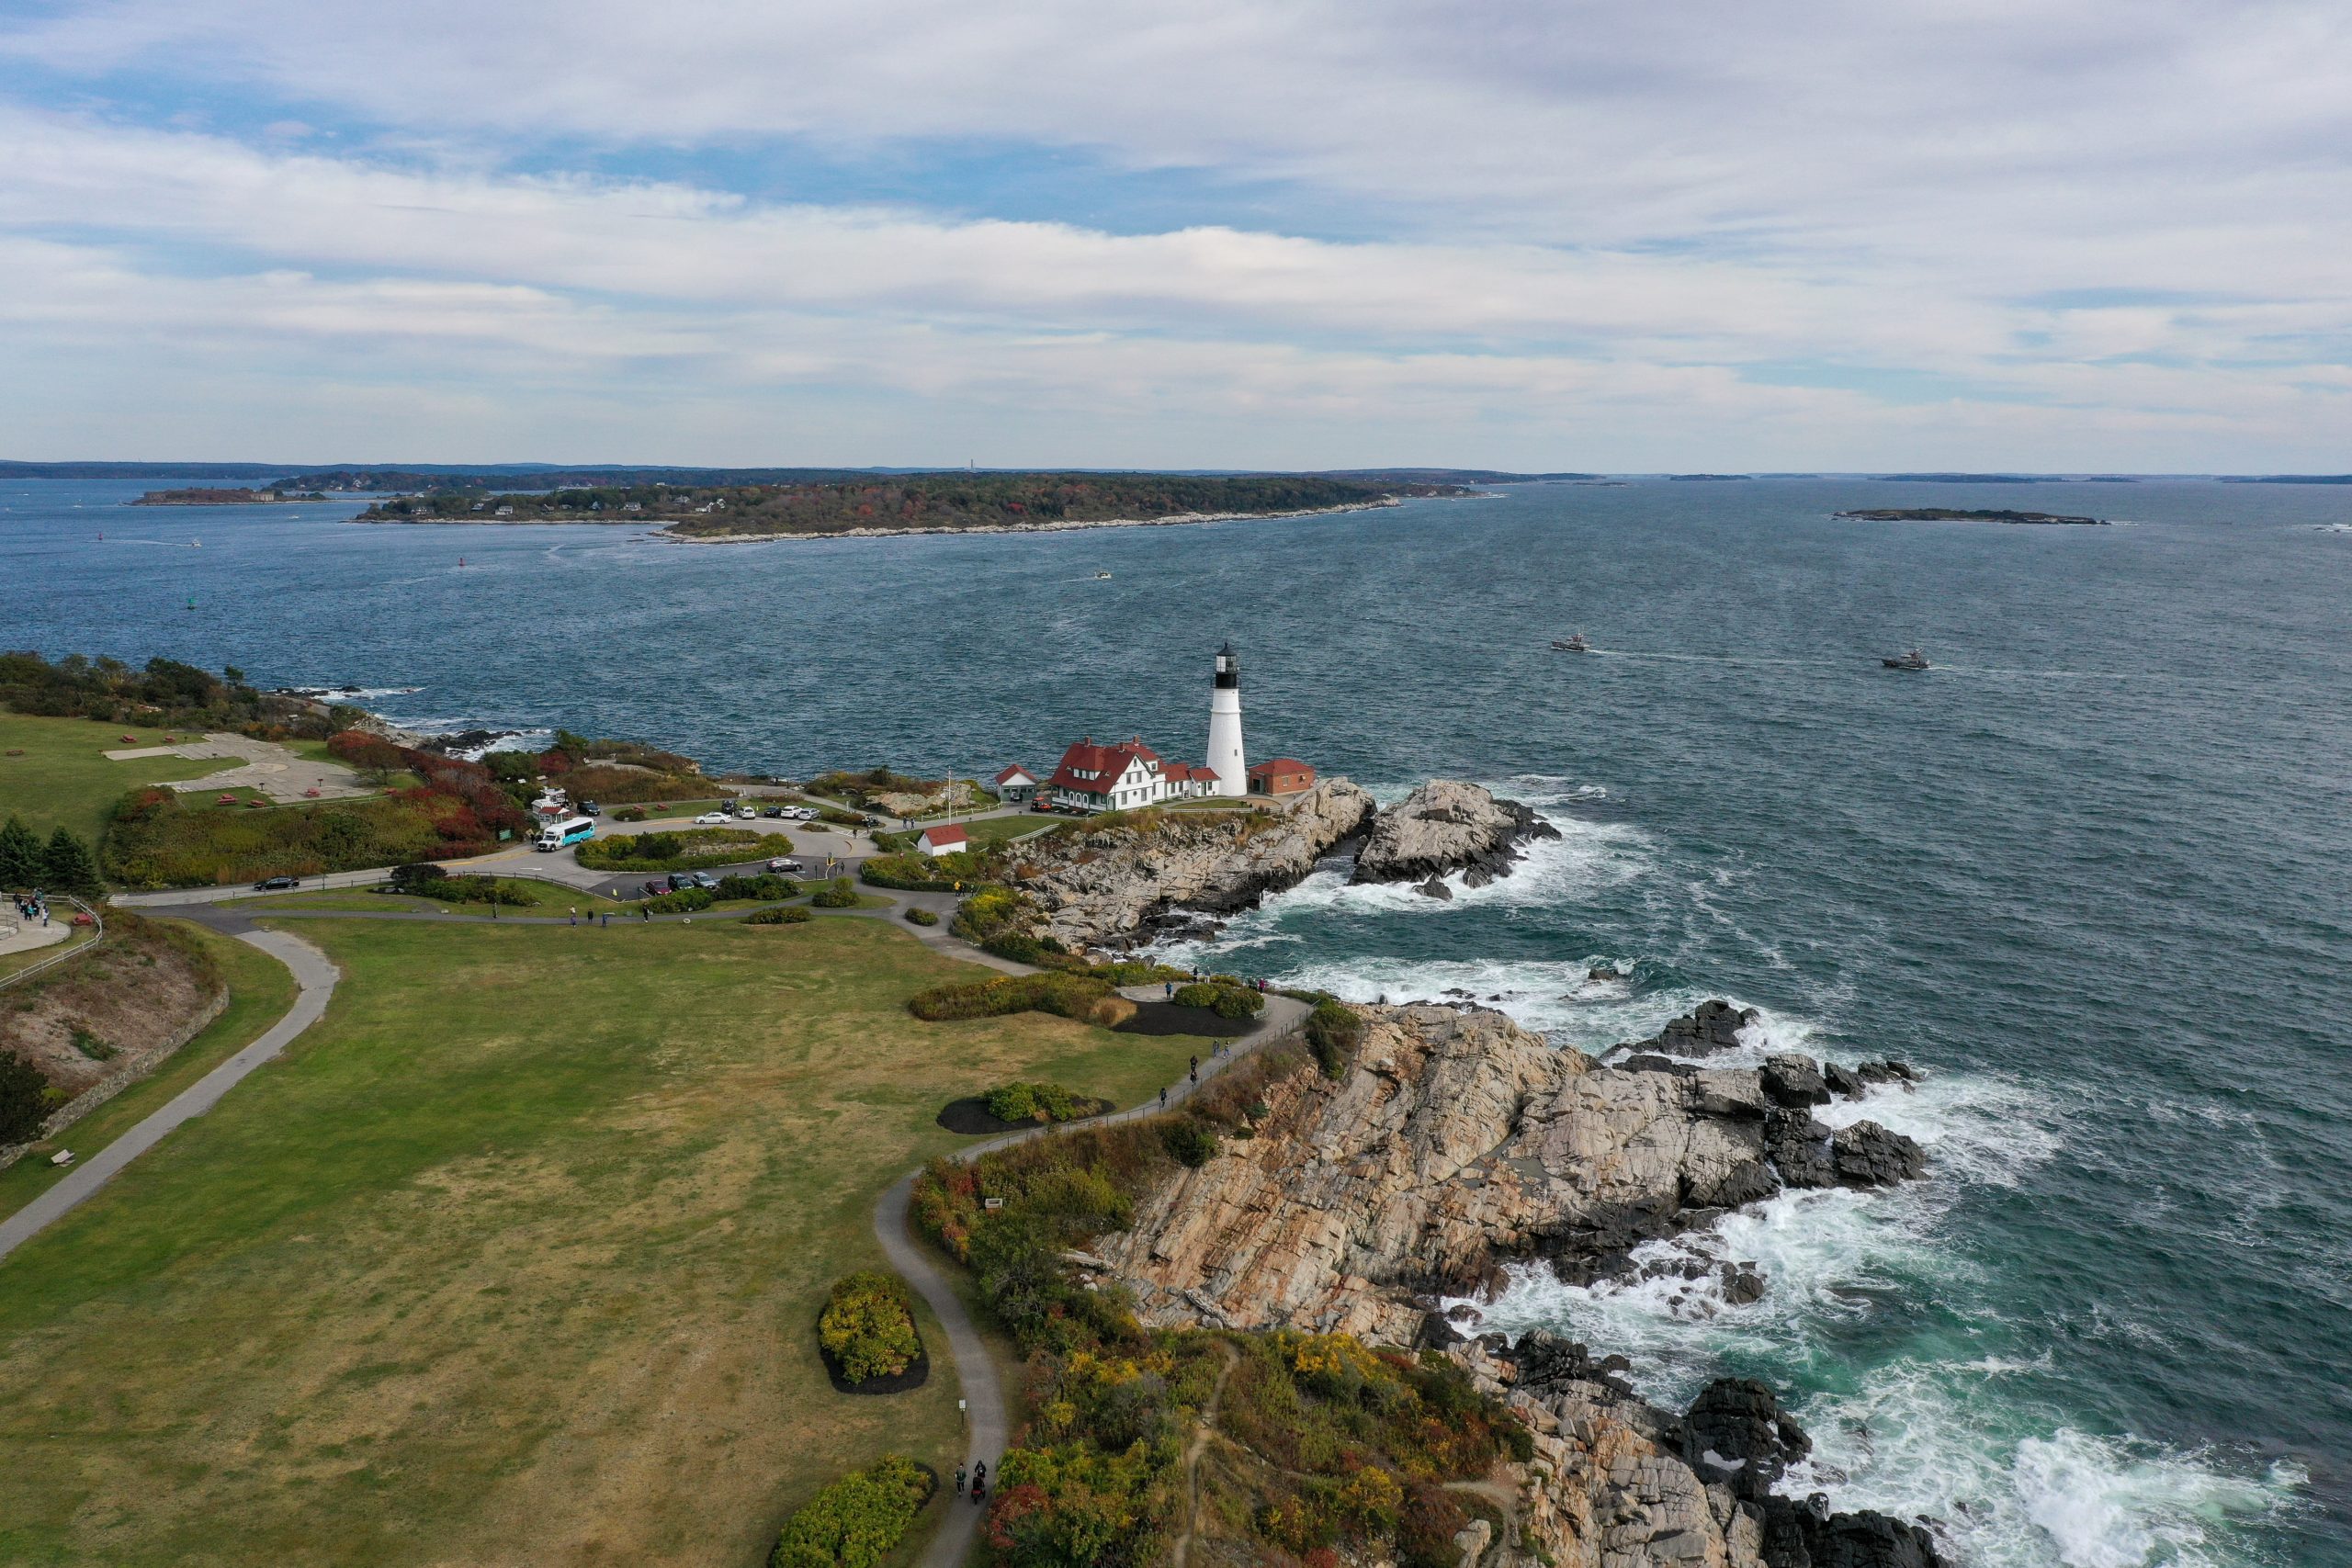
[1766,1106,1838,1188]
[1823,1061,1869,1099]
[1856,1059,1918,1086]
[1756,1497,1951,1568]
[1832,1121,1927,1187]
[1678,1377,1811,1502]
[1415,875,1453,901]
[1763,1053,1833,1107]
[1631,998,1759,1059]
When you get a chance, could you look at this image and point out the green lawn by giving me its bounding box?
[0,921,99,980]
[0,713,242,844]
[0,923,296,1222]
[0,916,1213,1567]
[242,880,629,915]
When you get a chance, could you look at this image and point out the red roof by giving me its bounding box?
[919,822,968,846]
[1046,737,1162,795]
[993,764,1036,785]
[1162,761,1215,781]
[1249,758,1314,776]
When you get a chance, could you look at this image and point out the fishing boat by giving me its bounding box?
[1881,648,1929,671]
[1093,570,1113,580]
[1550,633,1591,653]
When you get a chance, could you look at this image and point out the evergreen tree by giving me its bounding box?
[0,815,40,888]
[40,828,102,895]
[0,1052,50,1146]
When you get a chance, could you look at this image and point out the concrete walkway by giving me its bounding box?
[0,929,340,1264]
[876,986,1308,1565]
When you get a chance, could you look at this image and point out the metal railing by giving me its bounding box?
[0,896,105,992]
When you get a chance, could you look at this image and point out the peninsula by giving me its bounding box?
[1836,506,2107,525]
[353,471,1470,540]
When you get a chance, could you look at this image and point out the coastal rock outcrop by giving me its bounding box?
[1093,1000,1942,1567]
[1008,777,1375,949]
[1351,780,1561,886]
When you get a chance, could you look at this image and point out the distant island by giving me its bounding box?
[1837,507,2107,525]
[1872,472,2050,483]
[1667,473,1750,481]
[130,487,326,505]
[356,472,1473,540]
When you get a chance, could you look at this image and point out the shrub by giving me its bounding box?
[818,1271,922,1383]
[810,877,860,908]
[951,884,1030,943]
[978,931,1068,966]
[1170,982,1219,1009]
[986,1081,1084,1124]
[0,1051,49,1145]
[858,852,967,891]
[1161,1120,1218,1167]
[904,907,939,926]
[574,827,767,872]
[102,782,526,889]
[771,1453,933,1568]
[747,905,812,925]
[613,806,648,823]
[908,974,1118,1024]
[715,873,797,901]
[1211,986,1265,1020]
[1303,998,1363,1080]
[642,887,716,914]
[405,874,532,907]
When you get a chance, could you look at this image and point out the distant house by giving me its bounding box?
[1046,737,1219,812]
[494,504,514,517]
[915,822,968,857]
[992,764,1039,803]
[1248,758,1316,796]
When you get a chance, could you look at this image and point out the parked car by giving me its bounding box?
[579,801,601,817]
[788,807,818,820]
[642,880,667,898]
[733,805,757,820]
[766,857,804,874]
[253,874,300,890]
[695,810,729,825]
[687,871,721,891]
[761,806,789,818]
[666,872,693,891]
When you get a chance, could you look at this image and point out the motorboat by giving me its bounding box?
[1881,649,1930,671]
[1550,633,1591,652]
[1093,570,1113,580]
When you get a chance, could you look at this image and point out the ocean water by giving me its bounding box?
[8,474,2352,1565]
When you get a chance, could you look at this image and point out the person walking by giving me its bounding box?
[640,905,650,921]
[568,907,578,927]
[1165,980,1174,1000]
[1189,1055,1199,1084]
[1159,1087,1167,1109]
[955,1463,967,1497]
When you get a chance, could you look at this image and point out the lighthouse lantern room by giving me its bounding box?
[1206,642,1247,797]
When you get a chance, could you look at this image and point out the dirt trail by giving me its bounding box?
[1169,1341,1242,1568]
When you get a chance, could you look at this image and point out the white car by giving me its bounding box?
[694,810,729,825]
[790,807,819,820]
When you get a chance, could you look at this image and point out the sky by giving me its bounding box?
[2,0,2349,470]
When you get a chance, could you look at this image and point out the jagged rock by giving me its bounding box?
[1823,1061,1869,1098]
[1453,1517,1493,1567]
[1008,776,1374,948]
[1679,1378,1811,1502]
[1762,1054,1832,1108]
[1856,1060,1918,1086]
[1589,964,1623,982]
[1725,1265,1768,1305]
[1611,998,1759,1061]
[1833,1121,1928,1187]
[1765,1107,1838,1189]
[1417,874,1455,900]
[1351,780,1559,886]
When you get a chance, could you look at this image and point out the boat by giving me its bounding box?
[1093,570,1113,580]
[1550,633,1591,653]
[1881,648,1930,671]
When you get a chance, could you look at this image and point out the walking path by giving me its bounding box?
[0,929,339,1263]
[876,985,1307,1566]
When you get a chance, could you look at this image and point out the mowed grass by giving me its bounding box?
[0,915,1215,1568]
[0,923,296,1222]
[0,713,239,844]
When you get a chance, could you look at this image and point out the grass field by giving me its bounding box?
[0,923,296,1222]
[0,920,99,979]
[0,915,1216,1567]
[0,713,241,844]
[242,879,630,914]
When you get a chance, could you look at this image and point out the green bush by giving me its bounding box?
[1170,982,1219,1009]
[103,785,515,889]
[818,1271,922,1383]
[1161,1120,1218,1167]
[1211,986,1265,1020]
[979,931,1069,966]
[747,905,812,925]
[642,887,716,914]
[986,1081,1084,1124]
[857,852,970,890]
[612,806,648,822]
[715,873,797,901]
[951,883,1030,943]
[810,876,860,908]
[1304,998,1364,1080]
[770,1452,932,1568]
[0,1051,50,1145]
[574,827,768,873]
[904,907,939,927]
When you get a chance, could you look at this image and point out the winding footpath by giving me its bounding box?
[0,928,340,1262]
[876,985,1308,1568]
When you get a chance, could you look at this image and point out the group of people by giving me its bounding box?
[954,1458,991,1505]
[11,890,51,928]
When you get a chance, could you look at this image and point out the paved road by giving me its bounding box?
[876,986,1308,1566]
[0,929,340,1264]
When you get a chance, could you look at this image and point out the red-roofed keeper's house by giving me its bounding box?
[1247,758,1317,796]
[991,764,1040,804]
[1045,738,1218,812]
[915,822,969,856]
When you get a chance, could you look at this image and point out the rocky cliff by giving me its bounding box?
[1006,778,1375,948]
[1351,779,1561,892]
[1088,1000,1942,1567]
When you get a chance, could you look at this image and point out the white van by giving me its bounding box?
[535,815,595,852]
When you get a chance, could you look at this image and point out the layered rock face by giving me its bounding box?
[1009,777,1374,948]
[1351,779,1562,889]
[1090,999,1941,1568]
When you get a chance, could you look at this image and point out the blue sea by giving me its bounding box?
[8,474,2351,1566]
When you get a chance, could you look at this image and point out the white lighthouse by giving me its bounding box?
[1206,642,1247,796]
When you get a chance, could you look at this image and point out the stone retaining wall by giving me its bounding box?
[0,987,230,1172]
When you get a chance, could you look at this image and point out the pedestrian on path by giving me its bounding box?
[1159,1087,1167,1109]
[568,907,577,926]
[1189,1055,1199,1084]
[600,911,609,927]
[1165,980,1174,1000]
[640,906,650,921]
[955,1464,967,1496]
